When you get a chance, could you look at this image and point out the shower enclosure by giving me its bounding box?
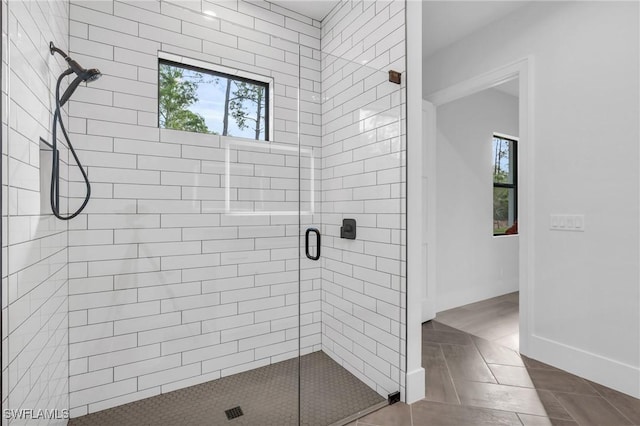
[2,1,407,424]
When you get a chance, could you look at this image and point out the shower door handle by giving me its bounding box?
[305,228,321,260]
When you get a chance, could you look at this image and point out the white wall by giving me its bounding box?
[436,88,519,312]
[405,0,425,403]
[320,0,406,398]
[424,1,640,397]
[66,0,323,416]
[3,0,71,423]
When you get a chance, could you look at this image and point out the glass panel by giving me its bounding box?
[493,136,515,184]
[41,12,303,424]
[4,0,71,420]
[494,187,517,234]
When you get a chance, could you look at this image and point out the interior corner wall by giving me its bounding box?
[319,0,406,398]
[3,0,71,422]
[435,88,519,312]
[424,1,640,397]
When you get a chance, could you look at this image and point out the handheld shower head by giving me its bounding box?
[66,57,102,82]
[50,41,102,106]
[84,69,102,82]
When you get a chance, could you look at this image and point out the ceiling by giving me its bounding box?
[268,1,530,47]
[270,0,340,21]
[423,1,530,58]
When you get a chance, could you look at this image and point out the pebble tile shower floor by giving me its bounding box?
[68,351,384,426]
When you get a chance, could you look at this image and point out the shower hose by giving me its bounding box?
[50,68,91,220]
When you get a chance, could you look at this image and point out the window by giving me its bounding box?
[158,59,270,140]
[493,134,517,235]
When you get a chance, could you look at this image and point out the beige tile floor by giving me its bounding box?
[68,292,640,425]
[435,292,520,351]
[349,293,640,426]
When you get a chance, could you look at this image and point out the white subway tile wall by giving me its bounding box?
[66,0,324,416]
[3,0,71,423]
[2,0,407,419]
[320,0,407,398]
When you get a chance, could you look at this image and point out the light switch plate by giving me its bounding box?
[550,214,585,232]
[566,216,574,228]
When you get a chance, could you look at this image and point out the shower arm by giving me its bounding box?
[50,42,69,60]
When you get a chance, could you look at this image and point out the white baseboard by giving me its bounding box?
[437,286,519,313]
[405,367,426,404]
[529,334,640,398]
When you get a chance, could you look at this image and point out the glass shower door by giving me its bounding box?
[299,51,404,424]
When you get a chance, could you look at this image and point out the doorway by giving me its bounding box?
[432,78,520,351]
[422,58,532,356]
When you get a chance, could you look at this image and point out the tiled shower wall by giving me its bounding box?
[319,0,407,398]
[3,0,71,423]
[66,0,323,416]
[0,0,408,418]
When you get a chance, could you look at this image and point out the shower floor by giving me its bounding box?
[69,351,385,426]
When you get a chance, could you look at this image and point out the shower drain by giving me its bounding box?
[225,406,244,420]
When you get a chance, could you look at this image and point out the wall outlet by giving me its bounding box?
[550,214,585,232]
